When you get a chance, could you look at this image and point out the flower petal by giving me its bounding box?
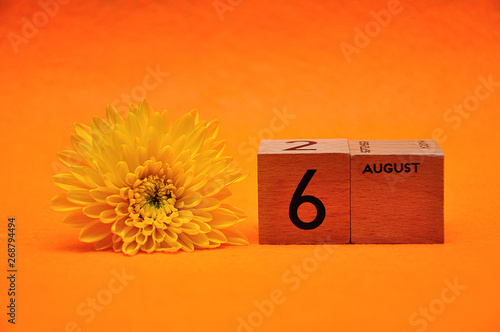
[74,122,92,143]
[194,197,220,211]
[181,222,200,235]
[79,220,112,243]
[122,241,140,255]
[221,228,249,245]
[62,211,95,227]
[136,232,147,246]
[111,216,129,234]
[170,112,195,140]
[179,192,202,209]
[191,210,212,222]
[52,173,87,190]
[186,126,206,154]
[205,119,219,141]
[208,208,239,228]
[57,150,85,167]
[100,209,118,224]
[172,210,193,224]
[123,226,140,243]
[211,187,232,201]
[207,229,227,243]
[152,229,166,242]
[115,202,129,216]
[94,233,114,250]
[125,112,142,139]
[164,228,179,242]
[141,236,156,253]
[157,240,181,252]
[221,204,247,220]
[105,194,126,207]
[178,233,194,251]
[50,193,81,212]
[201,179,225,197]
[192,220,211,233]
[67,189,95,205]
[83,202,112,218]
[188,233,209,247]
[106,104,124,126]
[90,187,118,202]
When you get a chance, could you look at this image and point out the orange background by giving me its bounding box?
[1,0,500,331]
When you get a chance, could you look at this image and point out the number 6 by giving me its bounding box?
[289,169,326,230]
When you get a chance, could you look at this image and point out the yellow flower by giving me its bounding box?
[51,100,249,255]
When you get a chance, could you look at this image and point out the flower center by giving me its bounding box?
[131,175,178,220]
[143,180,169,208]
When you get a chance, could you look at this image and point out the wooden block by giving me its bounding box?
[349,140,444,244]
[258,139,350,244]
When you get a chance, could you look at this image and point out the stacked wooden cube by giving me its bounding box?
[258,139,444,244]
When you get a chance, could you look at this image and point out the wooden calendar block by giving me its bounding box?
[349,140,444,244]
[258,139,350,244]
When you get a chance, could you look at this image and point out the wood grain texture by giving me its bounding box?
[349,140,444,244]
[258,139,350,244]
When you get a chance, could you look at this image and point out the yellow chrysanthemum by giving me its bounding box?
[51,100,249,255]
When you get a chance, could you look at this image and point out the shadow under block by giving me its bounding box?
[349,140,444,244]
[258,139,350,244]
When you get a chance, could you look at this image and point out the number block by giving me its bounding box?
[258,139,350,244]
[349,140,444,244]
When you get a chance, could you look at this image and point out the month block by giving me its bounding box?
[349,140,444,244]
[258,139,350,244]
